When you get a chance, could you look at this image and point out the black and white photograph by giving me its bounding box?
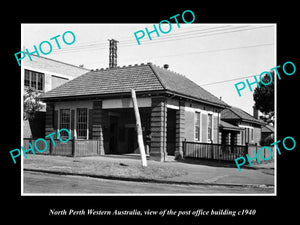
[20,23,276,195]
[4,4,298,224]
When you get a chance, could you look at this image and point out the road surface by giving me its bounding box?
[23,171,273,194]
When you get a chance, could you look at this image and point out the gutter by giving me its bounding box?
[40,90,228,109]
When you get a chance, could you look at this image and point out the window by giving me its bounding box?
[37,73,44,90]
[31,72,36,89]
[194,112,201,141]
[60,109,71,137]
[77,108,88,139]
[24,69,44,91]
[25,70,30,87]
[208,114,213,141]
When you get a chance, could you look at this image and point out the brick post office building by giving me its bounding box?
[40,63,228,161]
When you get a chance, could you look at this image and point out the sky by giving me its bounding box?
[22,23,276,115]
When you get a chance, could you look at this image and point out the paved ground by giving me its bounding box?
[23,171,274,194]
[23,154,275,194]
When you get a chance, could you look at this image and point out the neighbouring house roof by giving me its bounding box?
[40,63,228,108]
[219,120,244,131]
[221,106,264,126]
[262,124,274,133]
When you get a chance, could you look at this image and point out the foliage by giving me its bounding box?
[259,134,274,146]
[23,88,44,120]
[253,72,275,125]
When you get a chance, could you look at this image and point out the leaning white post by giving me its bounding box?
[131,89,147,167]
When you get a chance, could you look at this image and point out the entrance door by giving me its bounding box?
[167,109,176,155]
[109,116,118,154]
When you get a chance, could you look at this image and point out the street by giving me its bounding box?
[23,171,273,194]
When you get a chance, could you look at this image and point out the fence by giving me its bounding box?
[23,138,101,157]
[183,141,247,161]
[247,144,274,163]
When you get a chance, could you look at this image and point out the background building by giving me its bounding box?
[23,54,89,138]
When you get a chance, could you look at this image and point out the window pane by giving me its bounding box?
[31,72,36,89]
[25,70,30,87]
[37,73,44,91]
[60,109,70,137]
[77,108,87,139]
[195,127,200,141]
[194,112,200,141]
[208,114,212,140]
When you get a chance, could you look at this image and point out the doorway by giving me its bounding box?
[167,108,177,155]
[127,127,138,153]
[109,115,118,153]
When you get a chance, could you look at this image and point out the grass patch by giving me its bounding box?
[24,155,187,181]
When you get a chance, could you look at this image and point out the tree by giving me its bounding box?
[23,88,44,120]
[253,72,274,125]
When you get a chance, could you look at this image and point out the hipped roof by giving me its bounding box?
[221,106,264,125]
[40,63,228,108]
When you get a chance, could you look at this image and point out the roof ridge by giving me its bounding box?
[92,62,152,72]
[147,63,168,90]
[230,106,262,123]
[228,107,243,120]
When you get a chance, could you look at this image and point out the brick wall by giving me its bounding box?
[175,101,185,158]
[150,98,167,161]
[184,110,194,141]
[184,103,220,144]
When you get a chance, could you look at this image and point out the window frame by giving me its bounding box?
[24,70,30,87]
[24,69,45,92]
[59,109,71,138]
[208,113,213,141]
[194,111,201,141]
[76,108,88,139]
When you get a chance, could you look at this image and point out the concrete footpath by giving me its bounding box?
[23,154,275,188]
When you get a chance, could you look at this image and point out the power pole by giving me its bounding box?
[131,89,147,167]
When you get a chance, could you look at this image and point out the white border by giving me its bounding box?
[21,23,277,197]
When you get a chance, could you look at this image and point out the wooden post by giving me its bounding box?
[131,89,147,167]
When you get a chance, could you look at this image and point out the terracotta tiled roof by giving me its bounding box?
[221,106,263,125]
[219,120,244,131]
[40,63,228,107]
[262,124,274,133]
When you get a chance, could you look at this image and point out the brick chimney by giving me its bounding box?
[253,106,259,119]
[108,39,118,68]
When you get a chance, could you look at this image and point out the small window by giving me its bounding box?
[37,73,44,91]
[76,108,88,139]
[194,112,200,141]
[31,72,37,89]
[208,114,213,141]
[24,69,44,91]
[60,109,71,137]
[25,70,30,87]
[246,128,250,143]
[250,128,254,142]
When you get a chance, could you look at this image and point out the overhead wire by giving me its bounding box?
[200,75,259,87]
[48,25,274,86]
[51,25,273,54]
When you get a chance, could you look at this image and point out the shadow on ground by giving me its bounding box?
[175,157,271,171]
